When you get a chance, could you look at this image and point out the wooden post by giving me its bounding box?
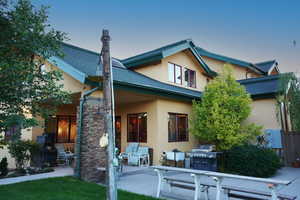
[101,29,117,200]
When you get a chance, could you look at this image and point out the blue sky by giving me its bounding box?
[35,0,300,73]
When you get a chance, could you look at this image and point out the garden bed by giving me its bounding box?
[0,167,54,179]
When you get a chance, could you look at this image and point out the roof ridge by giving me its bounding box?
[195,46,252,66]
[61,42,100,56]
[121,39,190,62]
[61,42,120,61]
[255,60,276,65]
[238,74,280,84]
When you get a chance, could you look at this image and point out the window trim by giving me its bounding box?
[55,115,77,143]
[127,112,147,143]
[4,125,21,142]
[168,112,189,142]
[168,62,197,88]
[184,68,197,88]
[168,62,183,85]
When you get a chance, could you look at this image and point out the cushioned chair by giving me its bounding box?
[55,144,74,165]
[128,146,150,166]
[120,142,139,159]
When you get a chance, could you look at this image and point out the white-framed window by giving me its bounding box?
[168,63,182,84]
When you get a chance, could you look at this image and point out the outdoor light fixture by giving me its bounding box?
[99,133,108,148]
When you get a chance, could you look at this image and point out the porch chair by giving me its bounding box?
[128,146,150,166]
[55,144,74,166]
[119,142,139,160]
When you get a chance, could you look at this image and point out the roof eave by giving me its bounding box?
[85,77,201,101]
[123,53,163,68]
[48,56,87,83]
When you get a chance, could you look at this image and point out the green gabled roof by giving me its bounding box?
[49,42,281,101]
[48,42,202,101]
[196,47,266,75]
[255,60,278,74]
[238,74,281,99]
[122,39,217,77]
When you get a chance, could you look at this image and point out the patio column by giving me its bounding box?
[76,96,106,182]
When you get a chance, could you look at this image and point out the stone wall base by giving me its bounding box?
[76,98,107,182]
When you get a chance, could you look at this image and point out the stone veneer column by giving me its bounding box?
[76,97,106,182]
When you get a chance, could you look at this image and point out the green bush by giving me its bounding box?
[190,65,262,151]
[0,157,8,176]
[224,145,281,178]
[8,140,40,170]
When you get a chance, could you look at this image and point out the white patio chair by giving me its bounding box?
[128,146,150,166]
[55,144,74,165]
[119,142,139,159]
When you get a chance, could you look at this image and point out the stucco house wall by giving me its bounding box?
[116,100,159,163]
[135,50,208,91]
[246,98,281,129]
[201,56,261,80]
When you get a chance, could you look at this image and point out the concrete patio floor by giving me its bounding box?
[118,166,300,199]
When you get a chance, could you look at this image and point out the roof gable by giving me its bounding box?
[47,42,202,100]
[255,60,278,74]
[122,39,217,77]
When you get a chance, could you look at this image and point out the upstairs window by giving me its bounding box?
[184,68,196,88]
[168,63,182,84]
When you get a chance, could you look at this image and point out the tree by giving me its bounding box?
[190,65,262,151]
[0,0,70,140]
[277,73,300,132]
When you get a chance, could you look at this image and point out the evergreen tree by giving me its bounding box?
[0,0,70,141]
[190,64,262,151]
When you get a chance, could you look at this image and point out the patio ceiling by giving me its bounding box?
[114,90,156,106]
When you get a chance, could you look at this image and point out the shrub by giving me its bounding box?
[8,140,40,170]
[190,65,262,151]
[0,157,8,176]
[224,144,281,178]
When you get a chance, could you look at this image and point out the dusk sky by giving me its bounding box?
[35,0,300,74]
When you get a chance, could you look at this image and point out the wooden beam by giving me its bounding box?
[101,29,117,200]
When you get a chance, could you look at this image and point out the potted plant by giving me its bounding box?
[292,157,300,168]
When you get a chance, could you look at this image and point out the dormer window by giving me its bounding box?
[168,63,182,84]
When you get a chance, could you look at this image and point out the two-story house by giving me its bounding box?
[1,39,282,169]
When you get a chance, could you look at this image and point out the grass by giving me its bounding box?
[0,176,158,200]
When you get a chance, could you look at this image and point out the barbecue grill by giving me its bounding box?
[36,133,57,167]
[187,145,220,171]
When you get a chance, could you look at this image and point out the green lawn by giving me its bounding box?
[0,177,158,200]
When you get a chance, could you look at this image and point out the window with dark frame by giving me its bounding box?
[168,113,188,142]
[56,116,77,143]
[184,68,196,88]
[4,125,20,142]
[127,113,147,143]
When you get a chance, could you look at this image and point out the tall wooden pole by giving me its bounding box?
[101,29,117,200]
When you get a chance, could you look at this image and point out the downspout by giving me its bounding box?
[74,87,99,179]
